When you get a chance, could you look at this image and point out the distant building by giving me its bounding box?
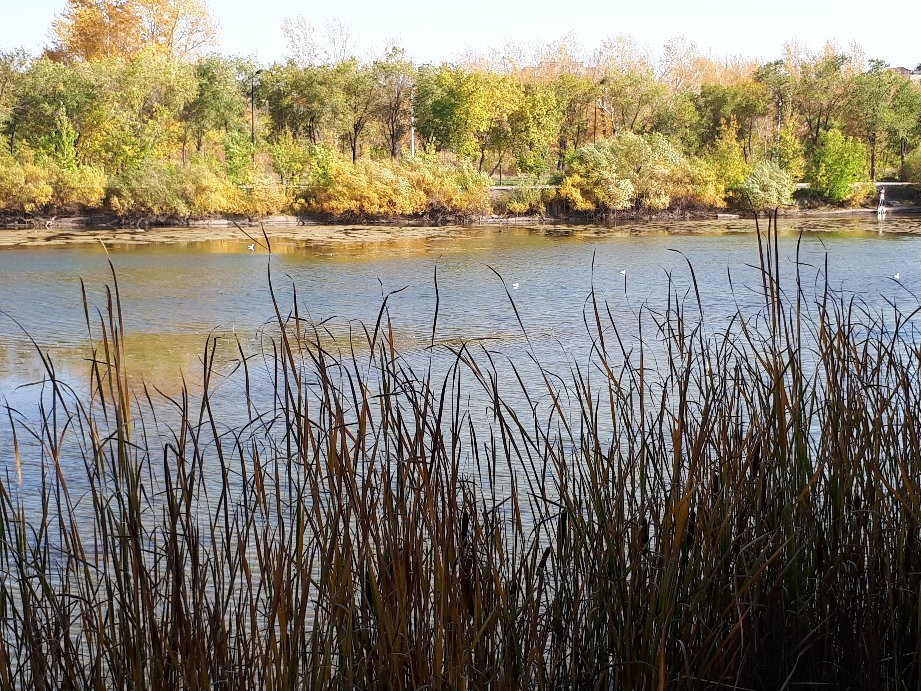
[889,66,921,84]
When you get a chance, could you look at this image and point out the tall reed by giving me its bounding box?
[2,219,921,689]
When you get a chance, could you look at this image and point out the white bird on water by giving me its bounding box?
[894,272,901,281]
[247,244,255,252]
[512,282,520,290]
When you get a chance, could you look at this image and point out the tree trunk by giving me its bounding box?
[870,135,877,181]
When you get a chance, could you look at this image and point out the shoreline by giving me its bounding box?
[0,206,918,248]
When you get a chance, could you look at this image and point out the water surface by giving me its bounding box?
[2,217,921,399]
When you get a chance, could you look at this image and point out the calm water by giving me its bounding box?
[1,216,921,409]
[2,216,921,519]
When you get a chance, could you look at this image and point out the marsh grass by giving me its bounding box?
[2,216,921,689]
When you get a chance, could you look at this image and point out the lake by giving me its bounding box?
[1,216,921,408]
[2,214,921,619]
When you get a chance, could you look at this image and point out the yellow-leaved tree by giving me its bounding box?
[49,0,217,62]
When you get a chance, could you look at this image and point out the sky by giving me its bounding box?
[2,0,920,68]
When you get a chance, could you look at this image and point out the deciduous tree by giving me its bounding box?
[49,0,217,62]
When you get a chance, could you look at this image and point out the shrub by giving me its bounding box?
[559,143,634,212]
[233,173,290,217]
[901,147,921,183]
[506,186,546,215]
[0,153,53,213]
[560,133,693,212]
[773,121,806,181]
[738,160,795,211]
[605,132,689,210]
[699,119,750,206]
[108,161,188,216]
[686,158,728,208]
[293,151,490,218]
[48,164,107,209]
[108,159,242,217]
[807,128,867,203]
[177,159,239,215]
[407,157,491,216]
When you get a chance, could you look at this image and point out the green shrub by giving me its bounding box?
[506,186,546,215]
[698,119,750,206]
[108,161,186,215]
[807,128,867,203]
[559,142,634,212]
[738,160,795,211]
[901,147,921,183]
[560,133,695,212]
[108,159,243,217]
[773,121,806,181]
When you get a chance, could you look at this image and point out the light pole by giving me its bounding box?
[250,69,264,163]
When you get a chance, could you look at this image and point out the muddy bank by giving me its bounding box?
[0,223,477,248]
[3,203,920,234]
[1,213,920,249]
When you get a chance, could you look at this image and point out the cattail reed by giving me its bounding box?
[2,222,921,689]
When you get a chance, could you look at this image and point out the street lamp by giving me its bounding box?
[250,69,264,162]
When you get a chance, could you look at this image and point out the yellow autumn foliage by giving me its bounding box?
[0,155,53,213]
[108,159,244,216]
[294,151,490,218]
[48,165,107,209]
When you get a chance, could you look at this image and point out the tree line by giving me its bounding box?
[1,0,920,218]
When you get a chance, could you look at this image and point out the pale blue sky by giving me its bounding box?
[3,0,920,68]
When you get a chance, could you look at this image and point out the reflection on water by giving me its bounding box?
[0,217,920,402]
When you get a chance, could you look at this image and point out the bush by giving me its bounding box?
[0,153,53,213]
[48,164,107,209]
[698,119,750,206]
[407,157,491,216]
[177,160,239,216]
[559,142,634,212]
[901,147,921,183]
[686,159,728,208]
[293,150,490,218]
[233,173,290,217]
[773,121,806,181]
[807,128,867,203]
[560,133,694,213]
[108,159,242,217]
[506,186,546,215]
[108,161,187,215]
[738,160,795,211]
